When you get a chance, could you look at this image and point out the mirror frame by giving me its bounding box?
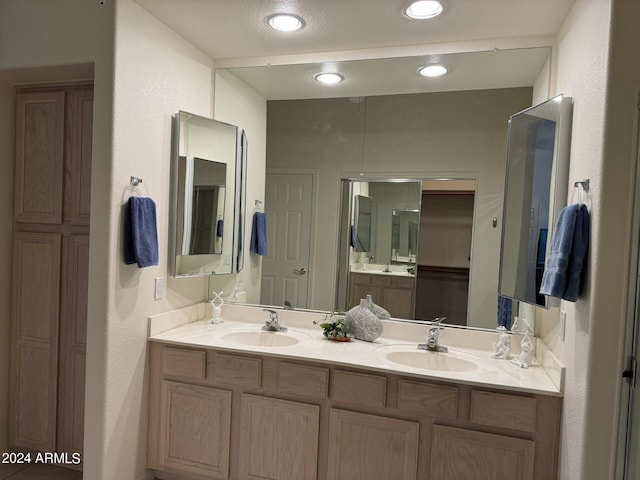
[169,110,246,277]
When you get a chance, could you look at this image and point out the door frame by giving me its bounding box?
[264,168,318,309]
[617,87,640,480]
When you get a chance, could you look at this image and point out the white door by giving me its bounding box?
[261,172,314,309]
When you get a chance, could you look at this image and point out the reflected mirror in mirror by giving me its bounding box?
[170,111,245,277]
[219,46,551,330]
[336,178,476,326]
[392,209,419,263]
[178,157,226,255]
[354,195,372,252]
[499,94,572,307]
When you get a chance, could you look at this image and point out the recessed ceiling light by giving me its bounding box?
[267,14,304,32]
[314,73,344,85]
[418,65,448,77]
[404,1,444,19]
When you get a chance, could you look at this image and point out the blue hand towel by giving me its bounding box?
[123,202,136,265]
[562,204,589,301]
[125,197,159,268]
[216,219,224,237]
[250,211,267,256]
[539,203,589,301]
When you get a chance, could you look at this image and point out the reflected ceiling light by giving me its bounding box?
[314,72,344,85]
[418,65,448,77]
[267,14,304,32]
[404,1,444,19]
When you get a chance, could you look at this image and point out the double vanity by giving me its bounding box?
[147,303,563,480]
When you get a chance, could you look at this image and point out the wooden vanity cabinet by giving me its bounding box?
[348,272,415,318]
[147,343,561,480]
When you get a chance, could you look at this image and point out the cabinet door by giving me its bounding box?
[382,286,414,318]
[158,381,232,479]
[350,283,382,309]
[64,87,93,225]
[239,394,319,480]
[327,408,419,480]
[430,425,534,480]
[57,235,89,458]
[9,232,61,451]
[14,91,65,224]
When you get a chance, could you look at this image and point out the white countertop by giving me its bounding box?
[350,263,415,277]
[148,304,563,397]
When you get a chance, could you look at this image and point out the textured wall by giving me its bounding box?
[212,70,267,305]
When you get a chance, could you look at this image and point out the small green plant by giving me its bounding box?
[313,312,352,341]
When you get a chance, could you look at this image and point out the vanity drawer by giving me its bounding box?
[470,390,537,433]
[161,347,206,381]
[350,273,372,285]
[371,275,393,287]
[393,276,415,289]
[210,352,262,388]
[397,379,458,420]
[331,370,387,408]
[278,362,329,398]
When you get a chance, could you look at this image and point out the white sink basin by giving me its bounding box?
[221,329,308,347]
[377,346,479,372]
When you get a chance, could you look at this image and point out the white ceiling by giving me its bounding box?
[134,0,574,99]
[134,0,574,62]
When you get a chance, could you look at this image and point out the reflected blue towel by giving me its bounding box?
[539,203,589,301]
[349,225,357,248]
[250,212,267,256]
[216,219,224,237]
[124,197,159,268]
[497,296,512,329]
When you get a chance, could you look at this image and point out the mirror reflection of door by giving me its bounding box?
[261,172,314,309]
[189,185,225,254]
[415,180,476,325]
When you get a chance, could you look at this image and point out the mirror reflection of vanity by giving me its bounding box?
[169,111,246,277]
[212,45,571,331]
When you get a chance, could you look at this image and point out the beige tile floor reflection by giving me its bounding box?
[0,464,82,480]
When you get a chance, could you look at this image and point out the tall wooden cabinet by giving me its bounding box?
[9,84,93,460]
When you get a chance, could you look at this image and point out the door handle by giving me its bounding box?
[293,268,307,275]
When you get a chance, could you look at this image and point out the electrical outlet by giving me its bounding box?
[559,310,566,341]
[223,254,231,265]
[154,277,166,300]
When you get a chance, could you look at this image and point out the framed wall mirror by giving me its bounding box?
[217,45,552,330]
[498,94,573,307]
[169,111,246,277]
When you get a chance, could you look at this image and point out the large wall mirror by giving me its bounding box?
[217,46,553,330]
[169,111,246,277]
[499,94,572,307]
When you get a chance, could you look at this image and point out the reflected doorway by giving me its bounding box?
[260,171,314,309]
[415,180,476,325]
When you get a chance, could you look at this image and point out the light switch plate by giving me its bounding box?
[154,277,166,300]
[559,310,566,341]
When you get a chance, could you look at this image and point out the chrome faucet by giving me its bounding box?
[418,317,448,352]
[262,309,288,332]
